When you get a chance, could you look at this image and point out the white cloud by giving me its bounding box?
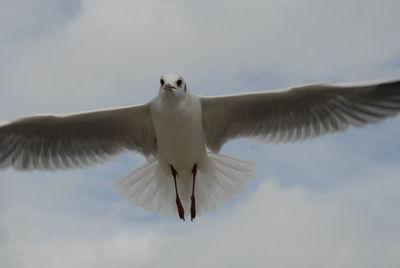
[2,176,400,268]
[2,0,400,119]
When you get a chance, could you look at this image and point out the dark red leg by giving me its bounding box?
[170,165,185,221]
[191,164,198,221]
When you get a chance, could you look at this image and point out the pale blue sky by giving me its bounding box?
[1,0,400,267]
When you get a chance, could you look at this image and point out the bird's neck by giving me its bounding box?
[160,93,188,106]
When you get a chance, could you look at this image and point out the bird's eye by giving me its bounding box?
[160,78,165,86]
[176,79,182,87]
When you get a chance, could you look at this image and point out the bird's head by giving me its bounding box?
[159,74,187,97]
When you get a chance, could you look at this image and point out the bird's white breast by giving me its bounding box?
[150,93,205,171]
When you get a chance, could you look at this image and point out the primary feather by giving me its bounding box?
[0,105,155,170]
[201,80,400,152]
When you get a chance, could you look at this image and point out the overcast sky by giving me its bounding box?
[1,0,400,267]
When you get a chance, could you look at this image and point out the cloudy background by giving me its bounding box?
[1,0,400,267]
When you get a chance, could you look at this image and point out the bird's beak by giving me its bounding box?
[163,84,175,91]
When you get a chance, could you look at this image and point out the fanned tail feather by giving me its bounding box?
[113,153,257,217]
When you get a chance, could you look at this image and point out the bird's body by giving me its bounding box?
[1,73,400,220]
[150,89,205,172]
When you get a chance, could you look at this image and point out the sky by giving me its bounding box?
[1,0,400,267]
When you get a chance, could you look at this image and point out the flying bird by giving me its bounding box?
[1,74,400,221]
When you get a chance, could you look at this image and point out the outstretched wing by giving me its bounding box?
[201,80,400,152]
[0,104,155,170]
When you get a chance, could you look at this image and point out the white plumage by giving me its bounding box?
[114,153,256,217]
[1,73,400,220]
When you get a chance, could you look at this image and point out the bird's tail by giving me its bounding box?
[113,153,257,218]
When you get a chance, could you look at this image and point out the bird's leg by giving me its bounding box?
[170,165,185,221]
[190,164,198,221]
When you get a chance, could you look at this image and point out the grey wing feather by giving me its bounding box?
[201,80,400,152]
[0,104,155,170]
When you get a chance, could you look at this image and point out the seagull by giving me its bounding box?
[1,74,400,221]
